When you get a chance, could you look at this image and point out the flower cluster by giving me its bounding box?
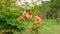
[17,11,32,22]
[23,11,32,20]
[17,11,42,30]
[35,16,41,24]
[33,15,41,30]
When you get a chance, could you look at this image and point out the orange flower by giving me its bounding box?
[37,18,40,21]
[17,16,24,21]
[33,22,37,25]
[35,15,41,21]
[23,11,27,16]
[26,14,32,20]
[38,21,41,24]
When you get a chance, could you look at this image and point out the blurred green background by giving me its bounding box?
[0,0,60,34]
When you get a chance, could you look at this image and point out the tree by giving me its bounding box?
[51,0,60,18]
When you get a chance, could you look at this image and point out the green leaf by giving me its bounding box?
[6,18,16,25]
[17,23,23,29]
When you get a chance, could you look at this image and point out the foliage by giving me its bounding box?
[0,0,42,34]
[51,0,60,18]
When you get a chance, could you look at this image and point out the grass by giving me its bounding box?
[40,19,60,34]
